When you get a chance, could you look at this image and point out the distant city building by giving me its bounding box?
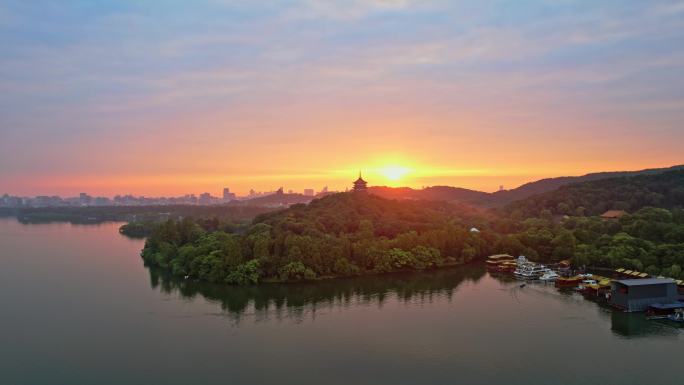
[79,193,92,205]
[93,197,111,206]
[353,172,368,192]
[223,187,236,201]
[303,189,314,196]
[199,192,217,205]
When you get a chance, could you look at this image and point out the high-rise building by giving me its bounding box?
[199,192,213,205]
[79,192,92,205]
[223,187,236,201]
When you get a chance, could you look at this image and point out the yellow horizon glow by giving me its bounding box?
[378,165,411,181]
[4,156,681,197]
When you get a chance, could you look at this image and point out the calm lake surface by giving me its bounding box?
[1,217,681,385]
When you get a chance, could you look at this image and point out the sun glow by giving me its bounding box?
[378,165,412,181]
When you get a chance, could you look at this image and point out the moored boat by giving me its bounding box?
[555,275,584,288]
[514,264,550,280]
[539,271,560,282]
[579,278,612,299]
[667,309,684,323]
[646,302,684,320]
[495,261,518,274]
[486,254,516,271]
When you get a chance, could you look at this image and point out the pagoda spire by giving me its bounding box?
[353,171,367,192]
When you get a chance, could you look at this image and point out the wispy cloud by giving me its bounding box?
[1,0,684,194]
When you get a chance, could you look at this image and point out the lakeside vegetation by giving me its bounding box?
[141,193,501,284]
[500,171,684,278]
[140,170,684,285]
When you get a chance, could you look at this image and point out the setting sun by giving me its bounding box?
[378,165,412,181]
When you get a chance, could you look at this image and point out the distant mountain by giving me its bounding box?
[489,164,684,206]
[368,185,490,203]
[367,165,684,207]
[503,169,684,218]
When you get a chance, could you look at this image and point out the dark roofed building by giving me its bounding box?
[353,172,367,192]
[601,210,626,220]
[609,278,678,312]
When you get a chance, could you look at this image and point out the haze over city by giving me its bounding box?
[2,1,684,197]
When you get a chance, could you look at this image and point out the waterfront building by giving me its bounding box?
[353,172,367,192]
[609,278,679,312]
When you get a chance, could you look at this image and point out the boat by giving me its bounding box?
[553,260,571,275]
[667,309,684,323]
[485,254,515,271]
[495,261,518,274]
[555,275,584,288]
[577,279,598,291]
[514,264,550,280]
[516,255,528,266]
[646,303,684,320]
[580,278,612,299]
[539,271,560,282]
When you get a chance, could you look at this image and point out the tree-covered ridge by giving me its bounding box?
[493,206,684,277]
[140,171,684,285]
[141,193,501,284]
[504,170,684,219]
[569,207,684,278]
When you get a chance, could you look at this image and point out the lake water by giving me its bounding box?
[0,217,681,385]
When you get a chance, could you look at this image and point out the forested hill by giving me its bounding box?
[368,186,490,205]
[368,165,683,207]
[141,193,502,284]
[504,169,684,219]
[252,192,492,237]
[490,164,684,205]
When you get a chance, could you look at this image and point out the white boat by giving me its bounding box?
[539,271,560,282]
[514,264,550,280]
[667,310,684,323]
[577,279,597,290]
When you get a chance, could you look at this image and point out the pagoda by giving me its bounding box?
[353,172,367,192]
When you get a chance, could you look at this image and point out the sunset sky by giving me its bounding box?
[2,1,684,197]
